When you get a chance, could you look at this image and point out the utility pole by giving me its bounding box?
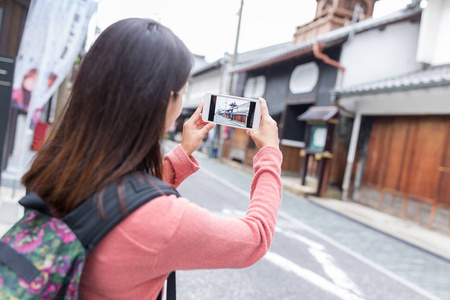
[227,0,244,94]
[218,0,244,160]
[231,0,244,68]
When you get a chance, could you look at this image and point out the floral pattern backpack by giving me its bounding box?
[0,172,179,300]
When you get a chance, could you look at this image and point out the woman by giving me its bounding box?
[22,18,282,299]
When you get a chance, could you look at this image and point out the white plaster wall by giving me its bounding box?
[339,21,422,88]
[417,0,450,65]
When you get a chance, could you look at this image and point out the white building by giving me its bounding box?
[334,1,450,231]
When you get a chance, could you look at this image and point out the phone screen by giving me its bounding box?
[207,95,257,129]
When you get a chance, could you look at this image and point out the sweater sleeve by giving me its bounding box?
[158,146,283,272]
[162,144,200,188]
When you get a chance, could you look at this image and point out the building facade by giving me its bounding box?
[227,0,379,191]
[335,1,450,231]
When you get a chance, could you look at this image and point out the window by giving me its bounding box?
[243,75,266,98]
[289,62,319,94]
[309,125,327,152]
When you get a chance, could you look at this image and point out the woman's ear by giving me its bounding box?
[169,91,178,102]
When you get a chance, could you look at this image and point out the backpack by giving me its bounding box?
[0,172,179,300]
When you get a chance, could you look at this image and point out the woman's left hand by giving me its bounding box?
[181,101,215,156]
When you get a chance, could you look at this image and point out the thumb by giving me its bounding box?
[201,122,215,135]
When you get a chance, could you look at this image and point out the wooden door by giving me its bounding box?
[362,116,449,205]
[438,121,450,204]
[229,128,249,163]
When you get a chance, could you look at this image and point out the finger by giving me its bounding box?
[200,122,215,135]
[199,119,208,124]
[194,100,204,115]
[195,117,209,128]
[196,114,207,123]
[187,106,204,125]
[259,97,270,123]
[191,113,202,122]
[258,97,270,120]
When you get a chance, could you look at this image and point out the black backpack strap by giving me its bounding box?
[157,272,176,300]
[19,172,178,299]
[19,192,53,216]
[63,172,180,253]
[167,271,176,300]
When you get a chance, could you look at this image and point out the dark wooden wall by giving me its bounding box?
[328,117,352,186]
[280,145,302,173]
[362,116,450,205]
[0,0,30,170]
[0,0,30,56]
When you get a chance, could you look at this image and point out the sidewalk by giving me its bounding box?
[0,183,25,237]
[1,148,450,261]
[0,151,32,236]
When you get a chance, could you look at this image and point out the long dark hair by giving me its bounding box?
[22,19,193,215]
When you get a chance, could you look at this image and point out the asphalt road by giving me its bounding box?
[163,141,447,300]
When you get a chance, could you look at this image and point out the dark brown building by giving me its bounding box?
[0,0,30,57]
[0,0,31,170]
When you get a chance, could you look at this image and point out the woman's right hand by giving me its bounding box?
[181,101,215,156]
[246,98,279,149]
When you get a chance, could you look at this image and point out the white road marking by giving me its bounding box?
[276,226,324,250]
[264,251,365,300]
[276,227,364,297]
[200,167,441,300]
[278,212,441,300]
[309,247,364,297]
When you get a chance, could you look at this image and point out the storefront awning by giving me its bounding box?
[297,106,338,122]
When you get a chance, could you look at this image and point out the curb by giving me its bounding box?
[306,197,450,262]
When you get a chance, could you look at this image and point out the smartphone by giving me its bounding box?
[202,93,261,130]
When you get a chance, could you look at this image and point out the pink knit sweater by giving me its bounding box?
[81,144,282,299]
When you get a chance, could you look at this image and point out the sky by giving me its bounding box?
[92,0,414,62]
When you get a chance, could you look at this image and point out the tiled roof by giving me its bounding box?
[230,5,422,74]
[191,59,223,76]
[191,42,292,76]
[333,64,450,97]
[236,42,293,65]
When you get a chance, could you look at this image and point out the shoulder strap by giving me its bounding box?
[20,172,179,254]
[19,193,53,216]
[68,172,180,253]
[19,172,178,300]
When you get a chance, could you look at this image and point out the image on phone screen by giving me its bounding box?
[207,95,256,129]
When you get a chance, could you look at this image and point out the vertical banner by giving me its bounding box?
[11,0,97,129]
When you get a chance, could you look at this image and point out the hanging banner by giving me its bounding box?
[11,0,97,122]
